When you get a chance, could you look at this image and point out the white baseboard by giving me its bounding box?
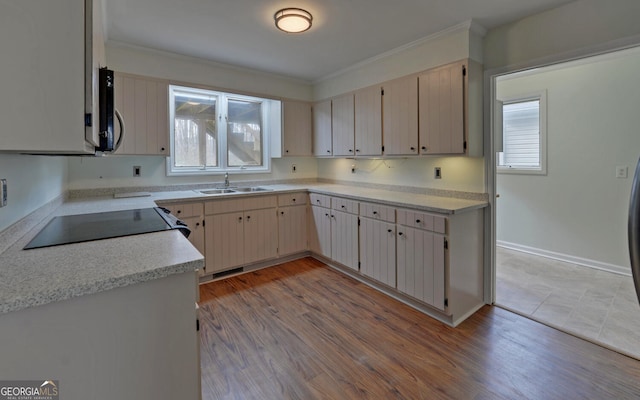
[497,240,631,277]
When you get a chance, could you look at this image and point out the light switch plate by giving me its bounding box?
[616,166,628,179]
[0,179,6,207]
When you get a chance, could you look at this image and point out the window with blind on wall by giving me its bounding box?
[498,90,547,175]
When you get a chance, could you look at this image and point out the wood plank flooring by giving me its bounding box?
[198,257,640,399]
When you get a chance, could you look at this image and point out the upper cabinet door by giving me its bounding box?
[418,61,465,155]
[114,73,169,156]
[0,0,101,154]
[354,86,382,156]
[282,100,312,156]
[383,76,418,156]
[331,94,355,157]
[312,100,332,157]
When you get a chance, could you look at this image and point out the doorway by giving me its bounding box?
[490,45,640,359]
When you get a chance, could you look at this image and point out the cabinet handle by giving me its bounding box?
[280,211,284,215]
[195,222,200,227]
[341,205,345,209]
[356,149,360,153]
[410,146,415,151]
[416,219,421,223]
[327,150,331,153]
[421,146,427,150]
[238,217,243,221]
[331,215,335,219]
[285,150,289,153]
[246,215,251,220]
[325,213,329,217]
[398,232,404,236]
[387,229,392,233]
[348,149,353,153]
[177,210,181,214]
[373,211,378,215]
[317,199,321,203]
[292,198,296,202]
[161,147,166,152]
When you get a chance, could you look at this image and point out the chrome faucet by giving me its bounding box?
[224,172,230,187]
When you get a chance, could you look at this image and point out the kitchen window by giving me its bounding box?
[168,85,278,175]
[497,90,547,175]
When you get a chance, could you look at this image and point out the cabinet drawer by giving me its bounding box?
[360,202,395,222]
[163,202,203,218]
[310,193,331,208]
[205,195,277,215]
[397,209,446,234]
[278,192,308,207]
[331,197,359,214]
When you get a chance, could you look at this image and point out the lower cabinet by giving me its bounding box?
[161,201,206,276]
[309,204,332,258]
[396,226,446,310]
[330,210,359,271]
[204,196,278,274]
[359,217,396,287]
[278,205,308,256]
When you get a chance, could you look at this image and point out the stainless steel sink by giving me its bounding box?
[198,188,236,195]
[232,187,272,192]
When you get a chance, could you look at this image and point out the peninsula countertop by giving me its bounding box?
[0,182,487,315]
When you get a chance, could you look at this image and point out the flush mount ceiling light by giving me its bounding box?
[274,8,313,33]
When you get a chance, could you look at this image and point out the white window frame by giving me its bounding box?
[497,90,547,175]
[167,85,274,176]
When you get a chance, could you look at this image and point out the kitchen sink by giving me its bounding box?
[196,186,273,195]
[232,187,273,192]
[198,188,236,195]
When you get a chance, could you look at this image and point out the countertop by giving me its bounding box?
[0,182,487,315]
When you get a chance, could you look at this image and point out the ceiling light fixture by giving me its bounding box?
[274,8,313,33]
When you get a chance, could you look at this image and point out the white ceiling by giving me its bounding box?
[105,0,576,82]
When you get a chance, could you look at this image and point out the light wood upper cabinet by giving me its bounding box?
[114,73,169,156]
[418,60,482,157]
[383,76,419,156]
[282,100,312,156]
[331,94,355,156]
[418,61,464,155]
[354,86,382,156]
[312,99,333,157]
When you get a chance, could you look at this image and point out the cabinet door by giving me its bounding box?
[359,218,396,287]
[313,100,333,156]
[115,73,169,155]
[332,94,355,156]
[396,226,446,310]
[204,212,244,273]
[182,216,206,276]
[418,62,465,155]
[330,210,359,271]
[278,205,308,256]
[383,76,419,155]
[309,206,331,258]
[243,208,278,265]
[283,101,312,156]
[354,86,382,156]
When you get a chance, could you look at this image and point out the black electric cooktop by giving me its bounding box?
[24,207,179,250]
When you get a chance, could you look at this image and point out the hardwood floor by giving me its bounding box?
[198,257,640,399]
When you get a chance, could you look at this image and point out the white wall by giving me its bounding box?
[496,47,640,273]
[67,156,317,190]
[484,0,640,70]
[0,154,66,231]
[318,157,485,193]
[107,43,313,101]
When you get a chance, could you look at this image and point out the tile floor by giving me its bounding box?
[496,246,640,360]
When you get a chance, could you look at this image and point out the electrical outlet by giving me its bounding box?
[351,164,356,173]
[616,166,628,179]
[434,167,442,179]
[291,164,297,173]
[0,179,6,207]
[133,166,141,177]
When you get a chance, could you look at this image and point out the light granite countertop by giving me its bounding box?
[0,182,487,315]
